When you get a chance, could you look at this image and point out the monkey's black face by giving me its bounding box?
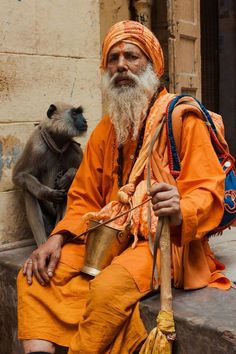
[71,107,88,132]
[45,103,88,138]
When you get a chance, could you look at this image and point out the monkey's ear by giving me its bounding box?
[47,104,57,118]
[75,106,83,114]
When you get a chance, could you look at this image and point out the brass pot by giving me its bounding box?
[80,220,132,277]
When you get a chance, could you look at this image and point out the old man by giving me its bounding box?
[18,20,230,354]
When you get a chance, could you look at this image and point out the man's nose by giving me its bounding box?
[117,55,128,73]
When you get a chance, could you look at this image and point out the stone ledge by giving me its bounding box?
[0,228,235,354]
[0,246,35,354]
[140,228,236,354]
[140,287,236,354]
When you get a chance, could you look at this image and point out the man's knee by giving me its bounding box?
[17,269,24,284]
[88,264,137,309]
[23,339,55,354]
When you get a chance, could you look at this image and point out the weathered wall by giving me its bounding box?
[0,0,102,247]
[100,0,130,43]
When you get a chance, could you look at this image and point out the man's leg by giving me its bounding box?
[23,338,55,354]
[17,249,89,351]
[68,263,148,354]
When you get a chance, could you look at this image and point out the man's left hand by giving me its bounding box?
[149,182,182,226]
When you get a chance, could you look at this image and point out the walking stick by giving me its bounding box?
[140,216,176,354]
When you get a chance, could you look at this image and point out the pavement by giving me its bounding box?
[209,227,236,283]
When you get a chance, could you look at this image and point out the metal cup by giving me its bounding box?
[80,220,132,277]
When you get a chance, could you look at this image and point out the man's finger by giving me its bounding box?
[23,258,32,276]
[153,207,175,217]
[47,251,60,278]
[152,200,174,211]
[37,254,50,283]
[149,182,173,195]
[25,260,33,285]
[33,259,46,285]
[151,190,176,203]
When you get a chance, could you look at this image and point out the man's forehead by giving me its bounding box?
[108,41,145,55]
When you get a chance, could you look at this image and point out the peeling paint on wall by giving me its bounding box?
[0,68,16,102]
[0,142,3,180]
[0,135,23,180]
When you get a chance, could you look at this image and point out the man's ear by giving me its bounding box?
[47,104,57,119]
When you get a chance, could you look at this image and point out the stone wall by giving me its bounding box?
[0,0,102,248]
[100,0,130,42]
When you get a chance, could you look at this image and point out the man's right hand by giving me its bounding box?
[22,234,64,286]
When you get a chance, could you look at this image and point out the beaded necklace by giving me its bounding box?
[117,86,163,188]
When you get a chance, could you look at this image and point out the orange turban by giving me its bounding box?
[101,20,164,78]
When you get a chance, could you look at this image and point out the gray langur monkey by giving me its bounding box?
[12,103,87,246]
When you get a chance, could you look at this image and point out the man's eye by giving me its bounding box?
[108,56,117,63]
[126,54,138,60]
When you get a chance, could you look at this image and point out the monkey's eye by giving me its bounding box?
[71,110,77,118]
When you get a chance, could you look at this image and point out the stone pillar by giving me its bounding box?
[0,0,102,249]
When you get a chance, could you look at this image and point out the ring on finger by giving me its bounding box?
[27,259,33,264]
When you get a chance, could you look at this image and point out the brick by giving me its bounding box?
[0,0,100,58]
[0,55,102,129]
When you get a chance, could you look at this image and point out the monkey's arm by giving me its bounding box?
[13,171,66,202]
[55,142,83,191]
[55,168,77,191]
[24,191,48,246]
[12,134,66,202]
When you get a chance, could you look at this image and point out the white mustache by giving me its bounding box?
[109,71,140,87]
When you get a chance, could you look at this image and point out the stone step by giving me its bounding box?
[0,245,68,354]
[140,287,236,354]
[0,228,235,354]
[0,245,35,354]
[140,228,236,354]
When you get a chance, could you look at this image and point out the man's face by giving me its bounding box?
[107,42,149,87]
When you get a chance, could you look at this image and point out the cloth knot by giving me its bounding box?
[117,183,135,203]
[157,310,175,335]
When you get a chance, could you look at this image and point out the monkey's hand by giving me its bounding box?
[22,234,65,285]
[36,186,66,203]
[55,168,77,191]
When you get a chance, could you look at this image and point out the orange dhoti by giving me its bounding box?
[17,238,230,353]
[18,243,149,354]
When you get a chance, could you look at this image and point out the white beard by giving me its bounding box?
[102,63,160,145]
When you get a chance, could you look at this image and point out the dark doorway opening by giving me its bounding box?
[201,0,236,157]
[201,0,219,112]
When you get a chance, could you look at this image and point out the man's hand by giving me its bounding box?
[149,182,182,226]
[22,234,65,286]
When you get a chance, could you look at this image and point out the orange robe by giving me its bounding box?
[52,90,230,291]
[18,90,230,352]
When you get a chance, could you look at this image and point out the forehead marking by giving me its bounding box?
[118,42,125,54]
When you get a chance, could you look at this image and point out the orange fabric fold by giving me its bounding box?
[18,259,148,352]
